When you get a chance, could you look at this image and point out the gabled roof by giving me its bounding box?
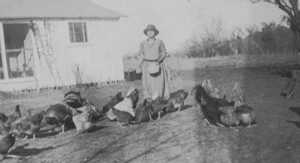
[0,0,125,21]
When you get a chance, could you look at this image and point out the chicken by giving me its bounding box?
[193,85,234,127]
[11,110,45,139]
[164,89,188,113]
[72,104,97,133]
[103,92,123,114]
[201,79,214,94]
[63,91,84,108]
[280,70,296,99]
[134,99,153,123]
[219,106,240,127]
[111,88,139,127]
[5,105,22,127]
[231,82,246,108]
[111,108,135,127]
[235,105,256,127]
[151,97,168,120]
[219,103,256,128]
[44,104,73,134]
[0,113,7,123]
[0,122,17,160]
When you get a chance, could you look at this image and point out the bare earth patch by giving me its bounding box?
[1,67,300,163]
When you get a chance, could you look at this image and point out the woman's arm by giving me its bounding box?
[137,42,144,66]
[158,40,168,63]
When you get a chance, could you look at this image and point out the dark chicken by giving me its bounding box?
[11,110,46,139]
[0,122,17,160]
[280,70,296,99]
[0,113,7,123]
[193,85,234,126]
[63,91,84,108]
[134,99,153,123]
[151,97,168,120]
[103,92,123,114]
[164,89,188,113]
[5,105,22,127]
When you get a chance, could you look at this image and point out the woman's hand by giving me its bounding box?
[157,58,163,64]
[157,54,167,63]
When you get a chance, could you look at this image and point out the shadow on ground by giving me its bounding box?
[11,144,54,157]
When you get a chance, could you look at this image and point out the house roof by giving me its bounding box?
[0,0,125,21]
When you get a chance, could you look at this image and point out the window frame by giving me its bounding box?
[68,22,88,44]
[0,22,35,81]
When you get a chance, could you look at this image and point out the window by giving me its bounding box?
[68,22,88,43]
[0,54,4,79]
[2,24,34,79]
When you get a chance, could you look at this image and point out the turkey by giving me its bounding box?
[44,104,73,134]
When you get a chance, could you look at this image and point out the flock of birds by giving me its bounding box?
[0,79,256,161]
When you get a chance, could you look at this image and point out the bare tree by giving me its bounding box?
[250,0,300,52]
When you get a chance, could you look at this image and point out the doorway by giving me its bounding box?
[2,23,34,79]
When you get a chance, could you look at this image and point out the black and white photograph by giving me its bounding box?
[0,0,299,162]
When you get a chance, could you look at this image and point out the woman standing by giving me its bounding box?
[137,24,170,99]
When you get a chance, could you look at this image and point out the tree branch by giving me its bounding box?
[289,0,299,15]
[275,0,294,17]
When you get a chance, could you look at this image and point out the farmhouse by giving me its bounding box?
[0,0,125,91]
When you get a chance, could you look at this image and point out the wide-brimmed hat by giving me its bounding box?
[143,24,159,36]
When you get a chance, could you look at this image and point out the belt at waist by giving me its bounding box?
[143,58,157,62]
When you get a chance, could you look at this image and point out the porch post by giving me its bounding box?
[0,22,9,79]
[29,27,41,90]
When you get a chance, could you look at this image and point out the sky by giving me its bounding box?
[93,0,285,55]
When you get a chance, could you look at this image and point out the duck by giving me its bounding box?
[44,104,73,134]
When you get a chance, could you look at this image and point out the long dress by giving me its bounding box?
[138,38,170,99]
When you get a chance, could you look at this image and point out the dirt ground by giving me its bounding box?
[1,66,300,163]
